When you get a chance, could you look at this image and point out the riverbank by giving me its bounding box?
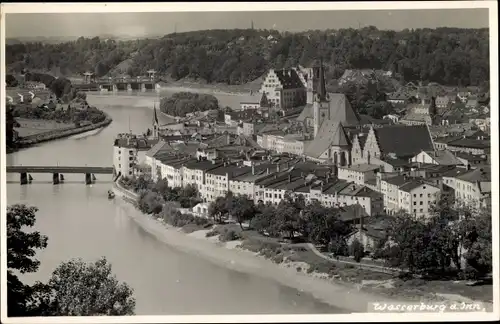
[11,113,112,153]
[112,182,494,313]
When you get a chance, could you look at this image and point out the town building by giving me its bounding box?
[410,150,462,166]
[337,164,380,186]
[259,68,307,110]
[397,180,441,219]
[352,124,435,170]
[442,166,491,209]
[113,133,158,177]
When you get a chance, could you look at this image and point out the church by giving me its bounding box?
[295,59,435,169]
[296,59,361,166]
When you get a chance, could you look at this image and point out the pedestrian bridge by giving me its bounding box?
[6,165,115,185]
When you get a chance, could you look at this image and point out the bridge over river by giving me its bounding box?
[6,165,115,185]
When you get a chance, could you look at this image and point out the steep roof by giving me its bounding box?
[275,69,304,90]
[304,121,351,158]
[374,125,435,158]
[146,140,171,158]
[456,166,491,183]
[399,180,438,193]
[296,93,360,126]
[296,104,314,121]
[424,150,462,165]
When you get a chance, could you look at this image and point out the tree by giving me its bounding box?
[94,61,108,77]
[6,204,136,316]
[349,239,365,262]
[208,196,229,223]
[7,205,48,317]
[31,258,136,316]
[301,201,352,246]
[251,203,277,235]
[227,194,256,230]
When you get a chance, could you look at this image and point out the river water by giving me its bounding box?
[6,92,344,315]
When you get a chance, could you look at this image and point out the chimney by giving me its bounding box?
[288,174,292,182]
[276,164,280,172]
[266,168,270,174]
[252,165,255,175]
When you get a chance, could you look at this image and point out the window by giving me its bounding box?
[129,150,134,155]
[118,164,121,168]
[427,193,431,198]
[420,194,423,198]
[413,194,416,197]
[129,156,134,161]
[413,209,416,213]
[420,201,423,205]
[413,202,416,206]
[129,163,133,168]
[420,209,423,213]
[129,171,132,175]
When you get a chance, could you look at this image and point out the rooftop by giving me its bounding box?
[339,163,380,173]
[374,124,435,158]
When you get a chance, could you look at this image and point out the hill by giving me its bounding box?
[5,27,490,87]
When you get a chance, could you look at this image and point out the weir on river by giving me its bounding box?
[6,93,344,315]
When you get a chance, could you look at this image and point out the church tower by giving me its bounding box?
[313,58,330,138]
[152,101,159,139]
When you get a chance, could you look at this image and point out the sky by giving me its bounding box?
[5,8,490,38]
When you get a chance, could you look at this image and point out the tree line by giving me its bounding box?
[120,174,492,280]
[6,27,489,86]
[6,204,136,316]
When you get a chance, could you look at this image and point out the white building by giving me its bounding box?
[442,166,491,209]
[113,134,158,178]
[338,164,380,186]
[410,150,462,166]
[259,68,307,110]
[397,181,440,219]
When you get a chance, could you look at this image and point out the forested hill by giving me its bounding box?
[6,27,489,87]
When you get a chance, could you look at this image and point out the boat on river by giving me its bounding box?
[108,190,115,199]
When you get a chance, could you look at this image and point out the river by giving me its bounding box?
[6,92,345,315]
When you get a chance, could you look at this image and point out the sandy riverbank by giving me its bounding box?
[112,186,403,313]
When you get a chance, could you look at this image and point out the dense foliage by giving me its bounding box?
[120,175,202,212]
[11,99,107,126]
[159,92,219,117]
[6,204,136,316]
[6,27,489,86]
[375,201,492,279]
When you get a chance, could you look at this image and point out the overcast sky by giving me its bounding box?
[5,8,489,38]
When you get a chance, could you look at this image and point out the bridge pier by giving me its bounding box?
[85,173,92,185]
[127,83,132,92]
[141,83,146,92]
[53,173,60,185]
[112,84,118,92]
[20,172,28,185]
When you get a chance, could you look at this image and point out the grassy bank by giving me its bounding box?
[11,114,112,151]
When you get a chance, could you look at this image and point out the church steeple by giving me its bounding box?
[152,101,159,139]
[315,57,328,102]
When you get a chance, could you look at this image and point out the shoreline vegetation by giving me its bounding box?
[6,72,113,154]
[114,175,493,312]
[7,113,112,154]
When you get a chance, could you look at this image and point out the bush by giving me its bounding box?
[205,230,218,238]
[328,237,349,257]
[220,229,240,242]
[349,239,365,263]
[458,267,481,281]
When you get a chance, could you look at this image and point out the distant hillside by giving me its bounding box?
[5,27,490,87]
